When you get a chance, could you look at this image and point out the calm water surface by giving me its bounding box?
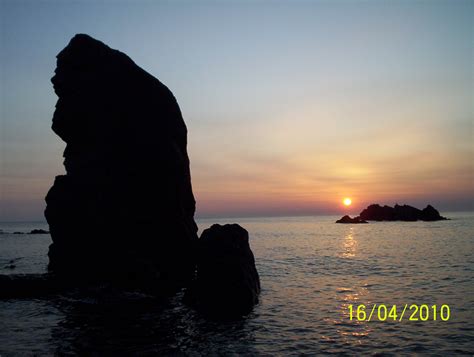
[1,213,473,355]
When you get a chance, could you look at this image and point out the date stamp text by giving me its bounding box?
[348,304,451,322]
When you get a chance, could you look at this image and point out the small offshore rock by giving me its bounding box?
[29,229,49,234]
[336,215,368,224]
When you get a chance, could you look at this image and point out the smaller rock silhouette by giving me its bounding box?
[187,224,260,318]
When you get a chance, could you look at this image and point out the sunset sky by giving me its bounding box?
[1,0,473,220]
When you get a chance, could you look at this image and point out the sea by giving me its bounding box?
[1,213,473,355]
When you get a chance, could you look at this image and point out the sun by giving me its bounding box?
[343,198,352,206]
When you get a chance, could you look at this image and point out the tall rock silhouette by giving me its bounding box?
[45,34,197,288]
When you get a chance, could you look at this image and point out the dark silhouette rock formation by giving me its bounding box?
[336,215,368,224]
[358,204,447,222]
[336,204,447,223]
[186,224,260,318]
[45,34,198,288]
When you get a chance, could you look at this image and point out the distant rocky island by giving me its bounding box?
[336,204,447,223]
[1,229,49,235]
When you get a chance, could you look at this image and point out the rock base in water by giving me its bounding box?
[0,274,59,299]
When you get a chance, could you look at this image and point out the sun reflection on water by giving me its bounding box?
[341,227,357,258]
[332,228,375,345]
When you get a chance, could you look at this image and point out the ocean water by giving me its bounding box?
[1,213,473,355]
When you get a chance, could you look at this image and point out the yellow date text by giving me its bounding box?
[347,304,451,322]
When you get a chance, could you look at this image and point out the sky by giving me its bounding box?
[0,0,472,220]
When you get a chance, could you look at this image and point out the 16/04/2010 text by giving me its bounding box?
[348,304,451,322]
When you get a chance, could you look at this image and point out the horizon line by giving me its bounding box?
[1,209,473,224]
